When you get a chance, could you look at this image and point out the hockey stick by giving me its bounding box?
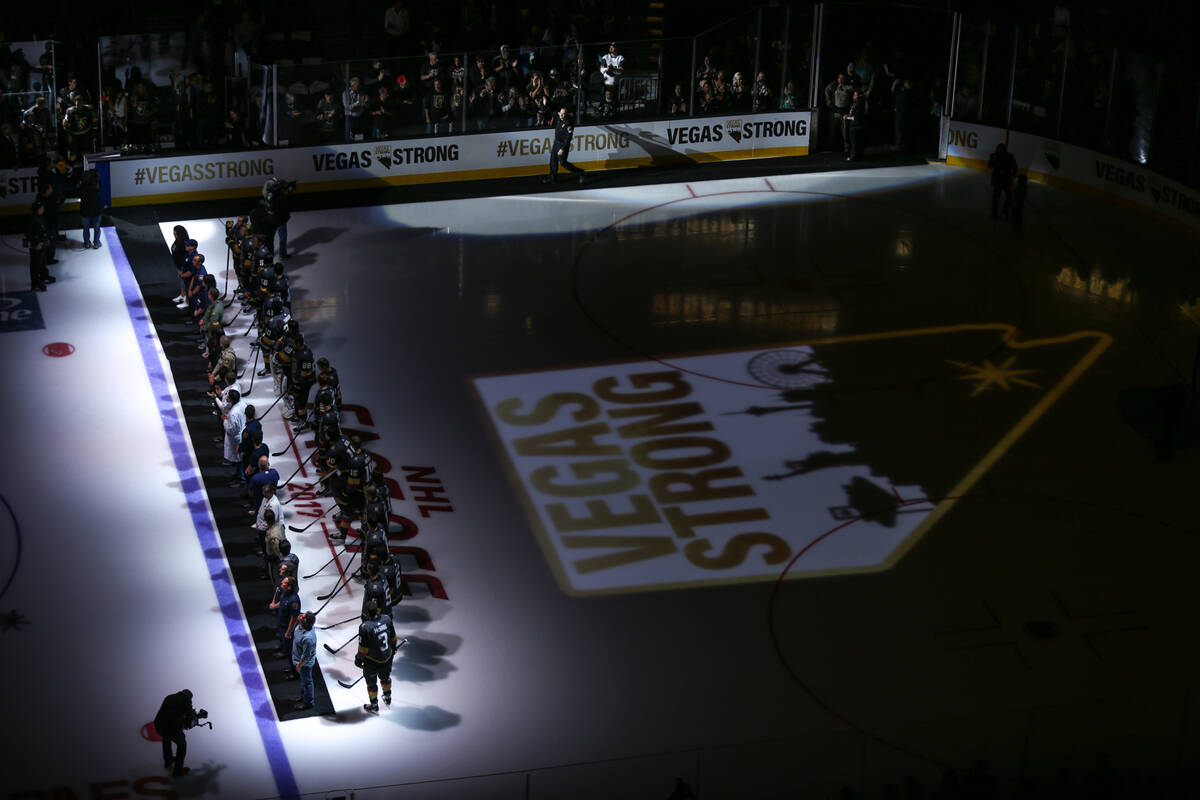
[243,314,257,337]
[302,537,358,578]
[318,613,361,631]
[279,449,317,489]
[245,343,261,394]
[221,238,231,301]
[288,504,334,533]
[337,675,364,689]
[323,632,357,655]
[315,551,359,609]
[272,417,311,457]
[257,391,286,421]
[237,344,259,381]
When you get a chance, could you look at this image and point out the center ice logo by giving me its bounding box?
[0,292,45,333]
[473,326,1111,595]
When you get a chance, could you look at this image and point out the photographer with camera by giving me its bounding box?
[262,177,296,259]
[26,200,55,291]
[153,689,208,777]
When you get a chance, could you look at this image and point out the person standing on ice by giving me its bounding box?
[222,389,247,477]
[355,599,406,714]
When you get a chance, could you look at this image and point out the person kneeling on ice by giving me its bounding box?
[154,689,203,777]
[355,600,407,714]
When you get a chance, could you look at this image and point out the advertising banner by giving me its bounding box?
[104,112,811,206]
[0,168,44,215]
[945,120,1200,235]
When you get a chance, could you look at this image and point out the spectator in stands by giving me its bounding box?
[780,80,799,110]
[562,25,581,74]
[715,72,733,111]
[344,77,369,139]
[280,92,305,144]
[529,72,551,127]
[467,53,488,94]
[20,97,52,163]
[109,87,128,149]
[751,72,773,113]
[384,0,411,55]
[370,85,397,139]
[315,90,342,142]
[844,61,862,92]
[470,76,498,129]
[248,91,267,145]
[697,80,715,115]
[519,34,537,79]
[450,54,465,87]
[825,73,854,157]
[588,85,608,120]
[696,55,717,86]
[729,72,747,110]
[845,89,864,161]
[426,77,451,134]
[450,65,466,129]
[419,49,442,95]
[224,108,250,148]
[669,84,687,116]
[600,42,623,96]
[393,75,418,131]
[495,48,522,93]
[233,10,261,78]
[170,74,196,149]
[62,94,93,164]
[196,81,223,147]
[853,50,876,108]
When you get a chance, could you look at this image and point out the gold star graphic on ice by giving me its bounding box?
[946,355,1040,396]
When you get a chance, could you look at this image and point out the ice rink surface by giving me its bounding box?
[2,163,1200,798]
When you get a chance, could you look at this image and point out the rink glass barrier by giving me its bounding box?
[90,110,812,206]
[947,7,1200,191]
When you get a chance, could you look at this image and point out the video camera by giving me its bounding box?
[184,708,213,730]
[267,178,298,197]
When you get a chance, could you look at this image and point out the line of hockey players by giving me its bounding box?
[180,201,409,716]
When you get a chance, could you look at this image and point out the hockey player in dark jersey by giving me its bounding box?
[271,320,300,396]
[362,484,387,527]
[273,262,290,306]
[371,472,393,519]
[355,600,406,714]
[288,333,315,423]
[315,401,342,456]
[361,559,392,617]
[360,518,390,571]
[258,301,288,363]
[378,551,403,609]
[316,357,342,408]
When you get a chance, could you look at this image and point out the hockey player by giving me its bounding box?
[363,484,388,530]
[362,559,392,617]
[316,357,342,408]
[289,333,315,424]
[378,551,403,610]
[271,320,300,396]
[355,600,406,714]
[371,471,393,520]
[314,400,342,455]
[360,518,390,571]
